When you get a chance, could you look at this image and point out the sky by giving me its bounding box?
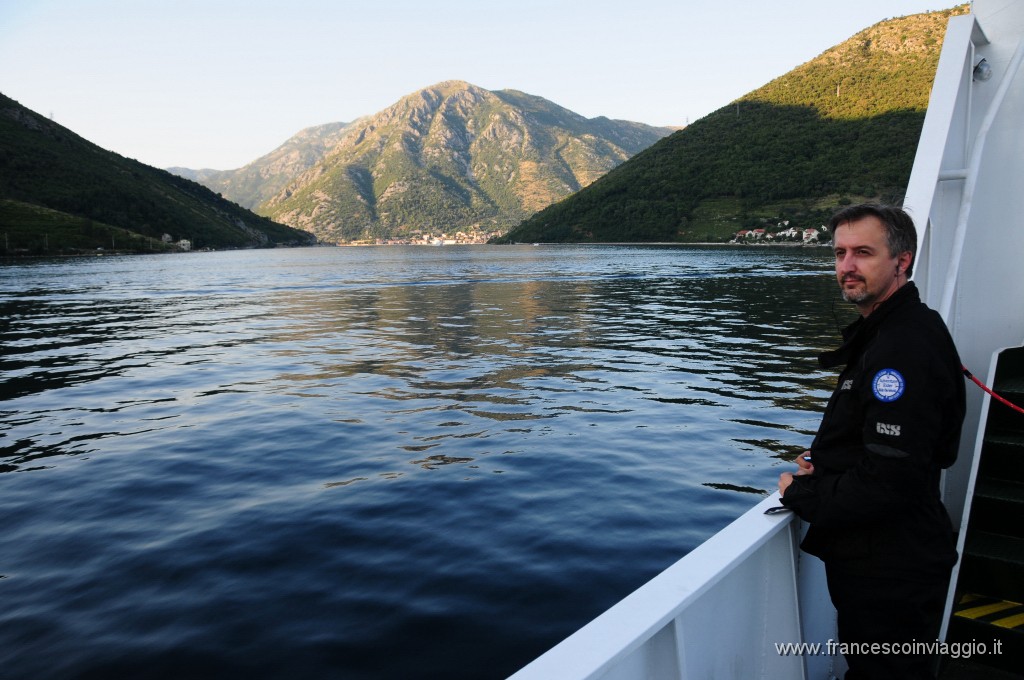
[0,0,962,170]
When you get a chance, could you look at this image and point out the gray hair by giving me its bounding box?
[828,203,917,277]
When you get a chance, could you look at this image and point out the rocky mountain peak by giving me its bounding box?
[178,81,673,244]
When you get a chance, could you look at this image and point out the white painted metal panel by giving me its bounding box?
[905,1,1024,526]
[509,3,1024,677]
[508,495,807,680]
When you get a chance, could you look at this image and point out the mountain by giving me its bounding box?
[167,121,355,210]
[0,93,314,254]
[496,6,968,244]
[176,81,674,244]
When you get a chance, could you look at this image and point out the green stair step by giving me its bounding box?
[970,479,1024,539]
[975,479,1024,504]
[993,375,1024,396]
[978,430,1024,484]
[961,532,1024,603]
[984,432,1024,449]
[965,532,1024,563]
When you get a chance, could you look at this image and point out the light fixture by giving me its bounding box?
[973,58,993,82]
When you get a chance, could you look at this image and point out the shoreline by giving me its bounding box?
[2,241,832,259]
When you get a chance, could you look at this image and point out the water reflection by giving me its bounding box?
[2,247,844,475]
[0,246,848,680]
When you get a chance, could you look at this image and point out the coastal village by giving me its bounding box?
[372,227,505,246]
[730,222,829,244]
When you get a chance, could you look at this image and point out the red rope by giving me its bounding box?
[962,366,1024,415]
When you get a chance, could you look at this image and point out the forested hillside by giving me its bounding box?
[0,94,314,254]
[168,121,355,211]
[497,6,967,244]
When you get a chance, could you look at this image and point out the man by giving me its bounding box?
[779,204,965,679]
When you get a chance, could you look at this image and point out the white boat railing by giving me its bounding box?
[904,15,987,315]
[903,4,1024,643]
[511,5,1024,678]
[905,11,1024,349]
[509,495,834,680]
[936,32,1024,316]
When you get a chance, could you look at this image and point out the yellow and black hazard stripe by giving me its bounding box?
[955,593,1024,630]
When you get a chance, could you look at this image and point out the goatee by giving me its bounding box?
[839,276,869,304]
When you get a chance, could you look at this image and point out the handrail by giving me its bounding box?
[508,494,808,680]
[903,13,983,302]
[938,38,1024,319]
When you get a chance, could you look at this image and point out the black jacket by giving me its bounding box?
[781,282,965,578]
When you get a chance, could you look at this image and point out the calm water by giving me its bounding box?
[0,245,844,679]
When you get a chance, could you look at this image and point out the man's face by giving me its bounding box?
[833,216,910,315]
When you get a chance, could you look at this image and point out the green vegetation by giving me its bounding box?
[0,199,175,255]
[0,93,314,255]
[500,104,926,243]
[255,81,673,243]
[496,6,967,244]
[171,121,353,210]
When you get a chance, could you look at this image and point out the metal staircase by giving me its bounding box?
[946,346,1024,676]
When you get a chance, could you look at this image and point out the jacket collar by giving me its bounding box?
[818,282,920,368]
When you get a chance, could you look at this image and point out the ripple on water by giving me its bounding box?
[0,245,841,679]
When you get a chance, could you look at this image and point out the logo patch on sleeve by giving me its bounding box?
[876,422,902,436]
[872,368,905,402]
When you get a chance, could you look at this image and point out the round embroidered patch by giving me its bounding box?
[872,369,905,402]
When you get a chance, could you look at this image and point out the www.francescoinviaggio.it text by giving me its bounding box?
[774,639,1002,659]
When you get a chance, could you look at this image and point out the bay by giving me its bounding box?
[0,244,843,679]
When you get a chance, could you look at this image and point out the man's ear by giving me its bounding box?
[897,251,913,275]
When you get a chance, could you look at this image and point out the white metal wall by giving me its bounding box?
[508,495,816,680]
[904,4,1024,526]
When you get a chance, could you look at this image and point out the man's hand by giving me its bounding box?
[779,472,794,496]
[779,451,814,497]
[796,452,814,474]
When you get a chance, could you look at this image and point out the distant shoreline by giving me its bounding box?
[488,241,830,248]
[2,241,833,258]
